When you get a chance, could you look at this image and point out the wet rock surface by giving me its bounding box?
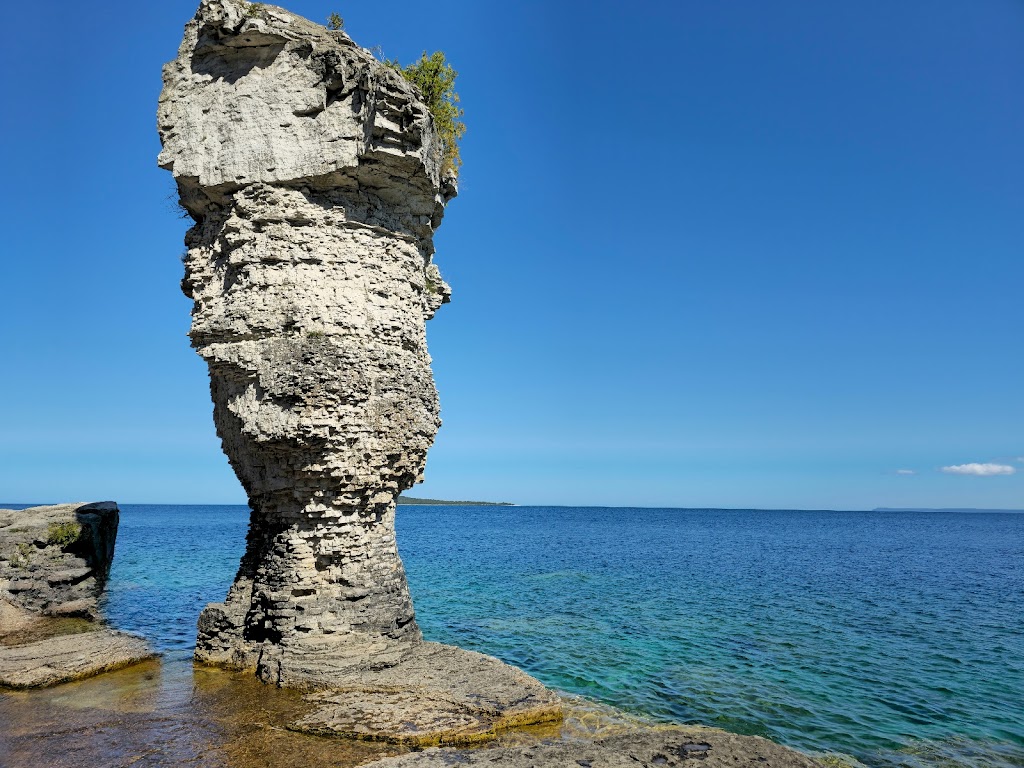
[0,655,824,768]
[158,0,561,743]
[289,643,562,745]
[0,630,155,689]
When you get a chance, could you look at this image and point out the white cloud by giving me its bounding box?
[941,463,1016,477]
[895,469,916,475]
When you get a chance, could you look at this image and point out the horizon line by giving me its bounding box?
[4,502,1023,514]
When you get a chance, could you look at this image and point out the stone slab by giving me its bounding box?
[360,726,824,768]
[288,642,562,746]
[0,629,156,689]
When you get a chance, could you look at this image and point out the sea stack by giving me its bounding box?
[158,0,558,740]
[157,0,450,685]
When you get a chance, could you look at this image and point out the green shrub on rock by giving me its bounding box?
[388,51,466,177]
[46,521,82,549]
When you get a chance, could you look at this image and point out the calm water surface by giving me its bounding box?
[2,504,1022,767]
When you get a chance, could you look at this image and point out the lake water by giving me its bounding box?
[3,505,1022,767]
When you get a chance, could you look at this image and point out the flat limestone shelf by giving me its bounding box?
[0,629,156,689]
[359,726,825,768]
[286,642,562,746]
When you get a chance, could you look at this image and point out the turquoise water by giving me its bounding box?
[98,505,1023,767]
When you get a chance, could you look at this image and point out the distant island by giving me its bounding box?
[397,496,513,506]
[874,507,1024,513]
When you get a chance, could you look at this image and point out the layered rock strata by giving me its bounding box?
[158,0,452,682]
[0,502,120,620]
[158,1,560,740]
[0,502,156,688]
[0,630,154,689]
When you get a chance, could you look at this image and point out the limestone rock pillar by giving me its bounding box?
[158,0,453,685]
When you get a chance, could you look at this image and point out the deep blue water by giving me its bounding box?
[97,505,1023,767]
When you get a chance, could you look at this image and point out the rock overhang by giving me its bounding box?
[158,0,452,221]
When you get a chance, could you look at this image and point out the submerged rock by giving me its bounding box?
[0,502,120,621]
[158,0,559,743]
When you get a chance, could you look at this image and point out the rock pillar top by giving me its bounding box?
[158,0,454,220]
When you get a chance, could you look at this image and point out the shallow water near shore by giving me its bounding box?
[1,504,1021,767]
[1,652,628,767]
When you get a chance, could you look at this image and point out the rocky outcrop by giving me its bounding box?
[158,0,560,741]
[0,502,156,688]
[361,727,825,768]
[0,503,120,620]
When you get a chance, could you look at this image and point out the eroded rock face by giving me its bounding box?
[0,503,121,621]
[158,0,454,684]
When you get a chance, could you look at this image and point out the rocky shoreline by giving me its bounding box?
[360,726,826,768]
[0,502,155,689]
[3,2,826,764]
[1,654,829,768]
[0,504,822,765]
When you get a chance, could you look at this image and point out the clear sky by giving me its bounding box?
[1,1,1021,509]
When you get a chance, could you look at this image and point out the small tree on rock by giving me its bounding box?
[393,51,465,177]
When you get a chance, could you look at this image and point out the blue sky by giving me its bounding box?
[1,1,1021,509]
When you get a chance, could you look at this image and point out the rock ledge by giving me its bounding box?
[289,642,562,746]
[0,502,156,688]
[0,629,155,689]
[361,726,824,768]
[1,502,120,619]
